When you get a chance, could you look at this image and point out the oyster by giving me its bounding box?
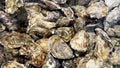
[0,31,33,49]
[42,54,60,68]
[61,5,74,19]
[74,17,85,32]
[72,5,87,18]
[87,1,108,19]
[94,35,112,61]
[49,35,74,59]
[0,11,18,31]
[105,0,120,9]
[0,23,6,33]
[77,58,113,68]
[5,0,24,14]
[75,0,91,6]
[104,6,120,30]
[27,26,51,39]
[70,30,90,52]
[56,17,73,27]
[1,61,26,68]
[43,0,61,10]
[111,38,120,46]
[52,0,67,4]
[109,47,120,65]
[94,28,114,61]
[36,38,49,53]
[55,27,74,42]
[0,44,9,65]
[106,25,120,37]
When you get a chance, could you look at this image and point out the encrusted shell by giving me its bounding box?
[5,0,24,14]
[87,1,108,19]
[61,5,74,19]
[74,17,85,32]
[36,38,49,53]
[1,61,27,68]
[49,35,74,59]
[72,5,87,18]
[55,27,74,42]
[42,54,60,68]
[70,30,90,52]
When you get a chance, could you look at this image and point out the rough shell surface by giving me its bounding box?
[49,35,74,59]
[70,30,90,52]
[87,1,108,19]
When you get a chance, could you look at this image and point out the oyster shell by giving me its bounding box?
[42,54,60,68]
[36,38,49,53]
[0,31,33,49]
[0,44,9,65]
[109,47,120,65]
[61,5,74,19]
[43,0,61,10]
[55,27,74,42]
[94,35,111,61]
[1,61,26,68]
[75,0,91,6]
[74,17,85,32]
[49,35,74,59]
[0,23,6,33]
[104,6,120,29]
[5,0,24,14]
[0,11,18,31]
[105,0,120,9]
[70,30,90,52]
[72,5,87,18]
[52,0,67,4]
[106,25,120,37]
[77,58,113,68]
[87,1,108,19]
[56,17,73,27]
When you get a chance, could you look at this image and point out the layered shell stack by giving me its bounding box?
[0,0,120,68]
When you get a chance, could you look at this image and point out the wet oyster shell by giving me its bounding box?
[49,35,74,59]
[55,27,74,42]
[70,30,90,52]
[1,61,26,68]
[87,1,108,19]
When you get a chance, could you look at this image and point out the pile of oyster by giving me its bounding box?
[0,0,120,68]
